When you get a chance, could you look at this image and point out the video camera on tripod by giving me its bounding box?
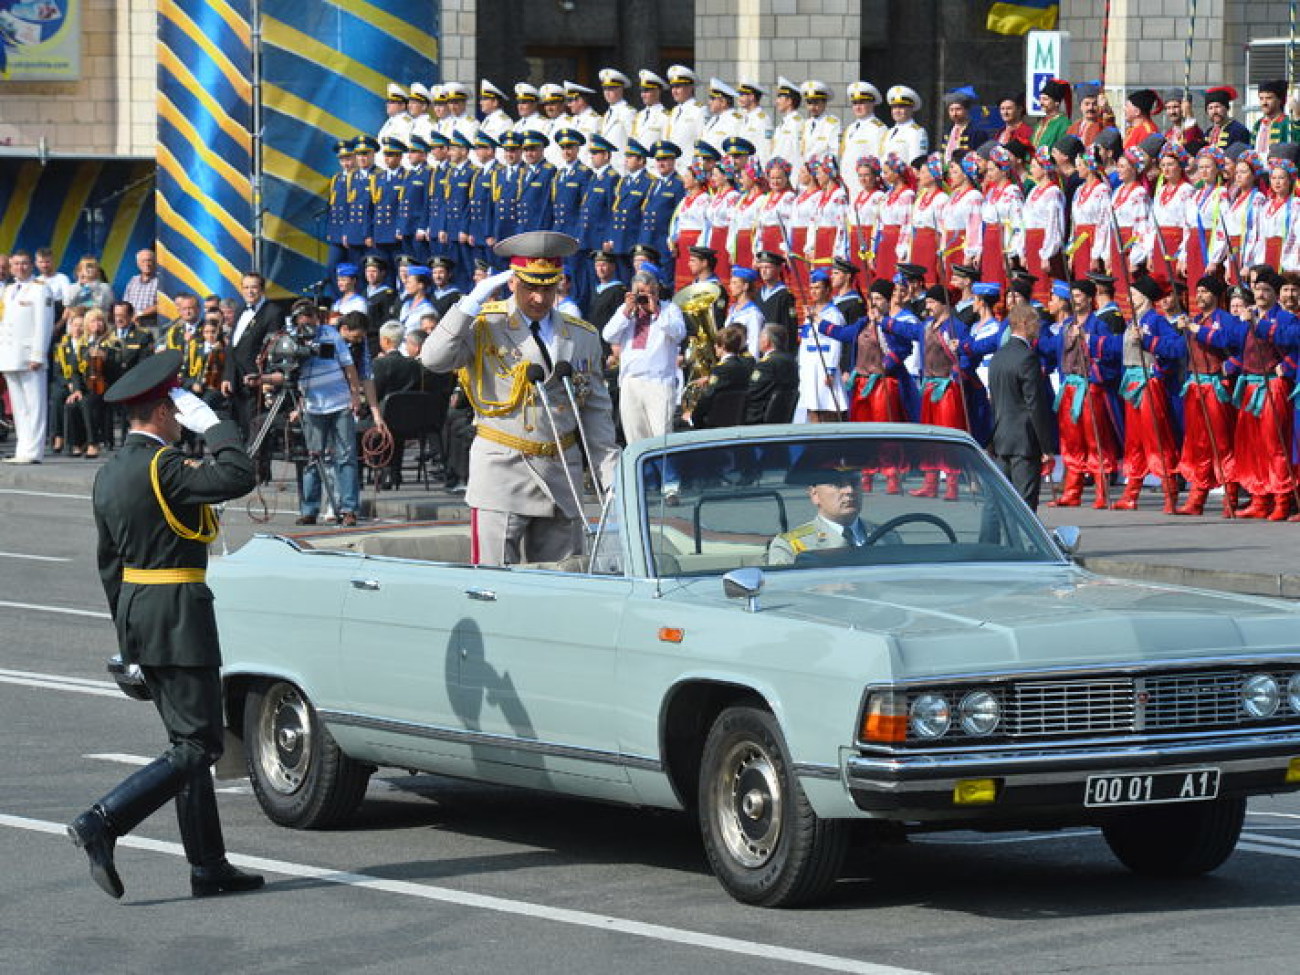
[264,298,337,378]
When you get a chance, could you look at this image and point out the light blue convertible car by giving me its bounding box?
[204,424,1300,907]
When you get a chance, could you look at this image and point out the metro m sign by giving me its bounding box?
[1026,30,1070,116]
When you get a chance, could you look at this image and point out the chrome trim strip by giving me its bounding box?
[793,762,840,780]
[846,730,1300,791]
[318,709,663,773]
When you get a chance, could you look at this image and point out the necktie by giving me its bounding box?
[529,320,553,371]
[843,523,862,547]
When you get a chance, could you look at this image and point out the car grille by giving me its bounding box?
[902,667,1300,742]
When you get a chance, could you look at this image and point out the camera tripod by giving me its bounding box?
[247,379,340,520]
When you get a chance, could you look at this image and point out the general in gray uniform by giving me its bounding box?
[767,456,895,565]
[421,231,619,565]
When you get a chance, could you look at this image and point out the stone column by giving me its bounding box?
[440,0,477,85]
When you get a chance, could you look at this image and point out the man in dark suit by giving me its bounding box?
[220,271,282,439]
[988,303,1055,509]
[68,351,263,900]
[744,324,799,424]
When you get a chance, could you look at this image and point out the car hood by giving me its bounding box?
[732,566,1300,678]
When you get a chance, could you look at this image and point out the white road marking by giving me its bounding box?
[1241,831,1300,851]
[0,813,926,975]
[0,668,121,698]
[1248,811,1300,821]
[0,600,110,620]
[1240,839,1300,860]
[0,551,71,562]
[0,488,93,500]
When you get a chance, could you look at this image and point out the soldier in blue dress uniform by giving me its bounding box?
[371,137,407,274]
[325,138,354,282]
[425,130,451,263]
[399,133,432,264]
[608,138,651,281]
[516,130,557,233]
[551,128,594,310]
[640,140,686,292]
[491,131,525,266]
[345,135,380,265]
[441,131,476,291]
[465,131,501,277]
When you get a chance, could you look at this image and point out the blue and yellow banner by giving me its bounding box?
[0,159,155,294]
[156,0,254,315]
[986,0,1058,36]
[259,0,439,297]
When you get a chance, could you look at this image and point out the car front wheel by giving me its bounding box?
[1101,796,1246,877]
[244,680,371,828]
[698,706,848,907]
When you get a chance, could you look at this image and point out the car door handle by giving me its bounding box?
[351,578,381,591]
[464,587,497,601]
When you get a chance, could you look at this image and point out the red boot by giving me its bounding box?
[1161,481,1180,514]
[1110,479,1143,511]
[1175,487,1208,516]
[910,471,940,498]
[860,473,874,493]
[1048,471,1085,507]
[1238,493,1273,519]
[1092,474,1112,509]
[885,472,902,495]
[1223,483,1240,518]
[943,476,960,502]
[1267,494,1294,521]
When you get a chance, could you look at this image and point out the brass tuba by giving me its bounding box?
[674,281,723,412]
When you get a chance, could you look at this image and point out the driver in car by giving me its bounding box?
[767,457,894,565]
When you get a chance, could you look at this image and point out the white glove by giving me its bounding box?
[458,268,515,317]
[169,388,221,435]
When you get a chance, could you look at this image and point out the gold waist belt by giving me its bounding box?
[476,426,578,457]
[122,567,206,585]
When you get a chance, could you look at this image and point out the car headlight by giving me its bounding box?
[959,690,1001,736]
[1242,674,1280,719]
[1287,673,1300,714]
[910,693,951,739]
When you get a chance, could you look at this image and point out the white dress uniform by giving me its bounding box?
[569,105,604,168]
[770,110,804,166]
[480,108,513,144]
[801,112,841,165]
[839,86,888,196]
[665,102,705,173]
[796,305,846,415]
[379,111,413,146]
[0,275,55,463]
[882,120,927,163]
[700,104,744,155]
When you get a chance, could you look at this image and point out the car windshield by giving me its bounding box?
[639,434,1059,577]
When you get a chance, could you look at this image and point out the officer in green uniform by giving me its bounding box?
[68,350,263,900]
[767,453,896,565]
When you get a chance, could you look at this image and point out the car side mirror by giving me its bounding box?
[1052,526,1081,558]
[723,567,764,612]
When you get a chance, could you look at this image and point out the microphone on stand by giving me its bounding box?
[552,360,604,497]
[526,364,592,532]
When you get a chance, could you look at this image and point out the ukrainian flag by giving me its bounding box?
[986,0,1058,35]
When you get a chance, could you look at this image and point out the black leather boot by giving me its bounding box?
[68,757,188,899]
[66,806,122,899]
[178,773,264,897]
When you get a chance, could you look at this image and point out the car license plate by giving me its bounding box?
[1084,768,1220,808]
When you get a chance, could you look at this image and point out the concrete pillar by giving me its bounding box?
[440,0,477,85]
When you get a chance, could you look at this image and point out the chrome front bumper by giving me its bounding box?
[846,730,1300,816]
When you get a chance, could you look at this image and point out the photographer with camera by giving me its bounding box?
[600,269,685,443]
[268,299,384,527]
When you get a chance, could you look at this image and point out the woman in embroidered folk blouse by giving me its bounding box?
[1018,147,1066,304]
[1148,144,1194,291]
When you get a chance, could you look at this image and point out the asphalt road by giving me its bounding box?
[4,485,1300,975]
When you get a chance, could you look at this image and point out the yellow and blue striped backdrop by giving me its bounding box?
[0,159,155,294]
[260,0,439,296]
[157,0,254,316]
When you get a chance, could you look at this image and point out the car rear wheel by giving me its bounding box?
[244,680,371,828]
[698,706,848,907]
[1101,796,1246,877]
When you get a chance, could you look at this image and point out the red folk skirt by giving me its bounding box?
[674,229,702,293]
[1148,226,1185,291]
[788,226,811,317]
[707,226,732,283]
[875,224,903,283]
[979,222,1008,291]
[849,224,876,274]
[1184,227,1211,289]
[757,226,785,255]
[1057,382,1121,477]
[1264,236,1284,271]
[812,226,838,266]
[910,227,940,285]
[1177,378,1236,490]
[1023,228,1064,304]
[1070,223,1098,279]
[1233,377,1295,496]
